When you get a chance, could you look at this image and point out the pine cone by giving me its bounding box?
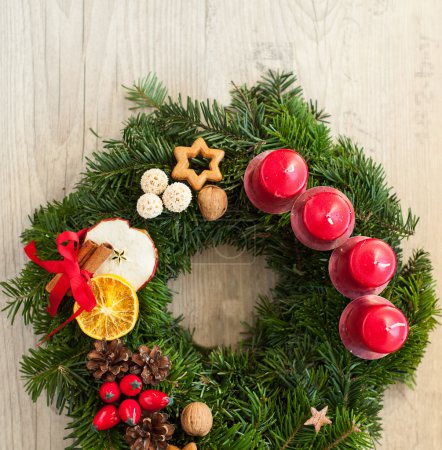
[130,345,171,385]
[86,339,132,381]
[125,411,175,450]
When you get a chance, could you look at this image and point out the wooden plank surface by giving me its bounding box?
[1,1,441,448]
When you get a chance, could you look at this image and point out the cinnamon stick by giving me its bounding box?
[45,241,113,294]
[82,242,113,273]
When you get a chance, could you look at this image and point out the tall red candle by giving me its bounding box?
[244,149,308,214]
[329,236,397,299]
[339,295,409,360]
[290,186,355,250]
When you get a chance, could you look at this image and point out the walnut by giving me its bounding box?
[180,402,213,437]
[197,185,227,221]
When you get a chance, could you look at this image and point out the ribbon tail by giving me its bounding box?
[36,307,85,347]
[47,274,71,317]
[71,272,96,312]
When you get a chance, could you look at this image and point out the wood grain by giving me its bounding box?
[1,1,441,448]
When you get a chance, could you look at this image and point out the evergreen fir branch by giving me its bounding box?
[321,408,372,450]
[254,70,302,106]
[1,266,51,325]
[307,99,331,123]
[264,389,310,449]
[323,424,364,450]
[229,81,267,136]
[20,345,90,412]
[123,72,168,109]
[155,94,264,153]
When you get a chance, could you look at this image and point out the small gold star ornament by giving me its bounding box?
[304,406,332,433]
[171,138,225,191]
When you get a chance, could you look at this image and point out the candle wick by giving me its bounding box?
[326,214,334,225]
[386,322,406,332]
[285,164,295,173]
[373,261,391,268]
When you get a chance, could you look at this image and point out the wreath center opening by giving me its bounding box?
[168,244,277,348]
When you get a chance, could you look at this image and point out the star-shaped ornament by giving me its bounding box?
[167,444,197,450]
[171,138,225,191]
[304,406,332,433]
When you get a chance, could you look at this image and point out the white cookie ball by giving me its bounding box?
[140,168,169,195]
[136,193,163,219]
[162,182,192,213]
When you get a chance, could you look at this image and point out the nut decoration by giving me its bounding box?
[180,402,213,437]
[197,185,228,221]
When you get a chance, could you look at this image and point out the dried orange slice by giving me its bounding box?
[74,274,139,340]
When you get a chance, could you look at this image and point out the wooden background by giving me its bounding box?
[1,1,441,448]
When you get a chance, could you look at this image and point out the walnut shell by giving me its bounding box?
[180,402,213,437]
[197,185,228,221]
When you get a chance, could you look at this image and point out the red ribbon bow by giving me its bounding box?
[24,229,97,344]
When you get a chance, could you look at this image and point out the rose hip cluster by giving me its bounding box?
[92,375,173,431]
[86,340,174,431]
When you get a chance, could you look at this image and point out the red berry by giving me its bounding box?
[119,374,142,397]
[99,382,121,403]
[139,390,173,412]
[92,405,120,431]
[119,399,141,426]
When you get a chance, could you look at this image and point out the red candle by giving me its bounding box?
[290,186,355,250]
[244,149,308,214]
[339,295,409,359]
[329,236,397,299]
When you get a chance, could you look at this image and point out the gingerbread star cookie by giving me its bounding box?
[171,138,225,191]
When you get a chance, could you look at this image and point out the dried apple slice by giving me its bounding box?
[85,218,158,290]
